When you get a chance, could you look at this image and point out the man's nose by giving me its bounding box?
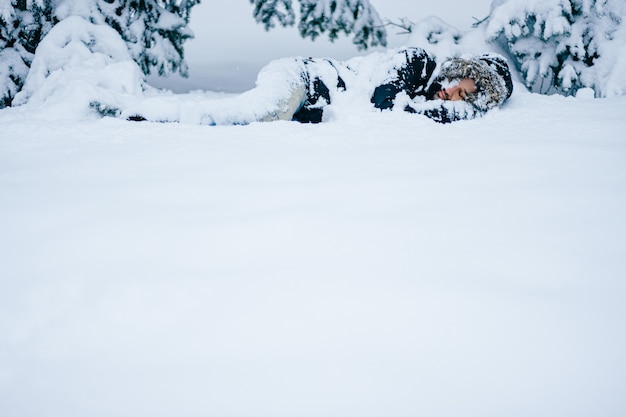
[446,86,460,97]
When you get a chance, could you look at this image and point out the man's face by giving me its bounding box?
[437,78,477,101]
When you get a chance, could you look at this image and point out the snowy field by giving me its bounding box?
[1,86,626,417]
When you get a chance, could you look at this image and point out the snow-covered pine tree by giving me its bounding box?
[0,0,54,107]
[249,0,387,50]
[87,0,200,77]
[0,0,200,108]
[484,0,626,97]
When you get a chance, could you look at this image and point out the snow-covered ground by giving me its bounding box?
[1,86,626,417]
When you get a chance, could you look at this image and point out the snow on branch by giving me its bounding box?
[485,0,626,97]
[249,0,387,49]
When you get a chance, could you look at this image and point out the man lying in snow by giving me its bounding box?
[126,47,513,125]
[295,47,514,124]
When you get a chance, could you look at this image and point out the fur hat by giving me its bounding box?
[437,53,513,111]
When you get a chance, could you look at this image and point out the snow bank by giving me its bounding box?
[1,88,626,417]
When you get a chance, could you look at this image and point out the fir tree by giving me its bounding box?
[484,0,626,97]
[249,0,387,50]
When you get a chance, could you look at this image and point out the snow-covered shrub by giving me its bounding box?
[13,16,145,119]
[485,0,626,97]
[250,0,387,49]
[0,0,198,108]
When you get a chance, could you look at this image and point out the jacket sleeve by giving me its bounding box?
[370,48,437,110]
[403,100,484,124]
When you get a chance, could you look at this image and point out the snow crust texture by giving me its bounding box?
[2,84,626,417]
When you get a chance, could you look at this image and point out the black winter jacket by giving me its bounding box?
[292,47,508,124]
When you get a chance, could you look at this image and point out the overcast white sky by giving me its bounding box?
[151,0,493,92]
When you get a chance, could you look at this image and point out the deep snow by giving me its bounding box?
[1,86,626,417]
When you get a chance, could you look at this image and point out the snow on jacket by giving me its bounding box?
[293,47,514,124]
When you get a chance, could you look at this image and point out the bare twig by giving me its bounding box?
[472,15,490,28]
[381,17,415,35]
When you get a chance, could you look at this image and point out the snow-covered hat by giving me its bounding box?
[437,53,513,111]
